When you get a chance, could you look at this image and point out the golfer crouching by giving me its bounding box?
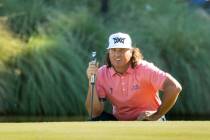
[86,32,182,121]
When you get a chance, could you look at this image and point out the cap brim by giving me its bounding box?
[107,44,132,49]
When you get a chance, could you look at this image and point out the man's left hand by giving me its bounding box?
[137,111,161,121]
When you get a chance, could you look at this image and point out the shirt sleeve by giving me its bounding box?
[95,70,107,100]
[146,63,167,90]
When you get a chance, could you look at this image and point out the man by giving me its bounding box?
[86,32,182,121]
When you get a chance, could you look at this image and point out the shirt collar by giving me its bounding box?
[109,65,134,77]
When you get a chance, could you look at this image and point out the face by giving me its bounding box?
[109,48,133,69]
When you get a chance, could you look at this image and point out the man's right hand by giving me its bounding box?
[85,61,103,118]
[86,61,99,80]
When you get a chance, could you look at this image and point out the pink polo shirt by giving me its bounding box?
[96,60,167,121]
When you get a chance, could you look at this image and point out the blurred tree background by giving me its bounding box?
[0,0,210,121]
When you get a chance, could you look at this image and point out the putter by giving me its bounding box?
[90,51,97,120]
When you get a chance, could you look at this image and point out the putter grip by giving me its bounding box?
[90,74,95,84]
[90,51,96,84]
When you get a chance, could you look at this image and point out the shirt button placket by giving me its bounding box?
[121,76,126,95]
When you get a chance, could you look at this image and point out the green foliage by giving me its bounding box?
[0,22,23,114]
[13,35,87,116]
[43,8,107,62]
[0,0,210,119]
[1,0,47,38]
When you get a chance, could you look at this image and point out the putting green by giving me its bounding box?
[0,121,209,140]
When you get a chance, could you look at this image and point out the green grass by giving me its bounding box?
[0,121,209,140]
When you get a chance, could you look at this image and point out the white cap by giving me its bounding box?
[107,32,132,49]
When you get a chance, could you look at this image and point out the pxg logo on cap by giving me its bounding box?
[107,32,132,49]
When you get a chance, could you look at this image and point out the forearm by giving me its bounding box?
[148,74,182,120]
[154,88,180,119]
[85,81,103,117]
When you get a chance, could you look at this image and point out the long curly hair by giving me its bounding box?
[106,47,143,68]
